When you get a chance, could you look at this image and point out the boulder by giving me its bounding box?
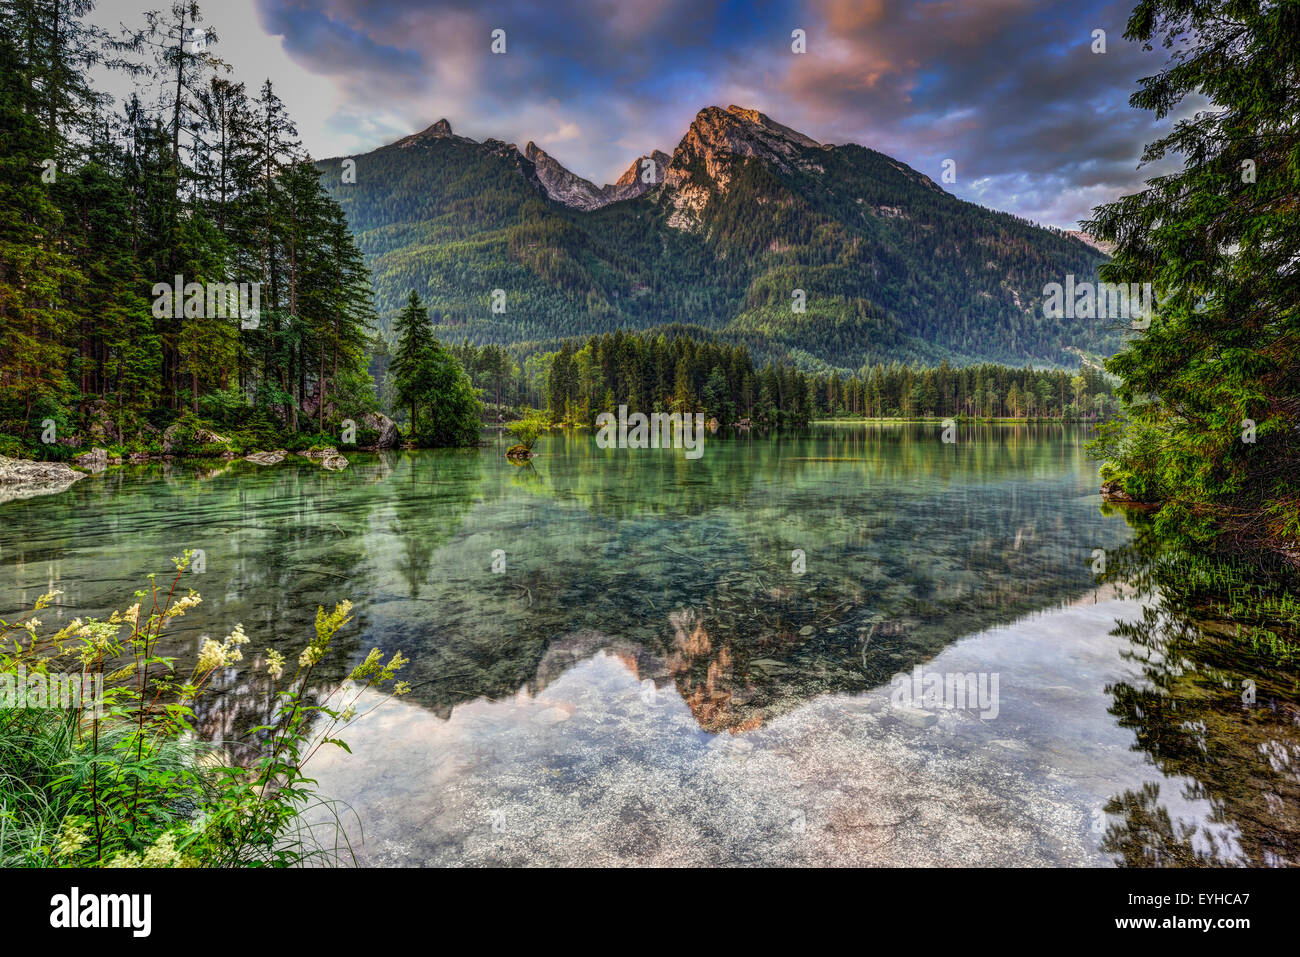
[320,452,349,471]
[194,428,229,446]
[0,455,87,485]
[80,399,119,445]
[245,450,287,466]
[73,447,109,472]
[161,422,229,454]
[0,455,86,503]
[360,412,399,449]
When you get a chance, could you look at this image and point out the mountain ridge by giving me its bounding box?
[318,105,1116,371]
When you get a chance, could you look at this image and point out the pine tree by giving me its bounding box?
[0,27,79,434]
[391,290,434,430]
[1086,0,1300,552]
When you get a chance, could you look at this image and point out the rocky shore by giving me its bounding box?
[1,412,403,503]
[0,455,88,504]
[1099,478,1160,508]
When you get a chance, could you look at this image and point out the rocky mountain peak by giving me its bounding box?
[658,105,823,229]
[525,141,675,210]
[681,105,821,159]
[522,141,610,210]
[521,106,827,214]
[393,117,456,149]
[385,105,829,220]
[613,150,673,188]
[665,105,821,187]
[723,104,819,145]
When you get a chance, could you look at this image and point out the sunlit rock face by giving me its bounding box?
[667,106,824,188]
[524,104,825,219]
[660,106,826,231]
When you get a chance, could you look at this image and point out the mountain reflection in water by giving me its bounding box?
[2,425,1296,865]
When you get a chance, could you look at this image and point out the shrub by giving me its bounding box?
[506,411,549,452]
[0,554,409,867]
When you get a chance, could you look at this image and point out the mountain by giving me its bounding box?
[318,106,1117,371]
[1060,229,1117,255]
[524,141,673,209]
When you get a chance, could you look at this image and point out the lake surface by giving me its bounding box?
[3,424,1298,866]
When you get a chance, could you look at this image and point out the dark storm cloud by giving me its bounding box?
[252,0,1182,227]
[256,1,426,91]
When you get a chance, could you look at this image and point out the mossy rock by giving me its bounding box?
[505,444,535,461]
[1100,478,1160,507]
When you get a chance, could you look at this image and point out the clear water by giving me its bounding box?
[4,424,1297,865]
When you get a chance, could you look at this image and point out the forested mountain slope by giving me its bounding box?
[318,107,1116,371]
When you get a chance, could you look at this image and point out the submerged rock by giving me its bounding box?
[245,450,287,466]
[891,707,939,729]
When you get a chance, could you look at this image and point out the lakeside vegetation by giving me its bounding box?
[1083,0,1300,561]
[0,553,409,867]
[450,329,1116,430]
[0,2,485,462]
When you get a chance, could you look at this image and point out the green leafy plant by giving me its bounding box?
[506,411,549,454]
[0,553,409,867]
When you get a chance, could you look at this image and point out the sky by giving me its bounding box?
[88,0,1186,230]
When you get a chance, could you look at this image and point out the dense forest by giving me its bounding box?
[449,329,1114,428]
[0,0,386,457]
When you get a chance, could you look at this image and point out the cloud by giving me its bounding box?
[97,0,1187,228]
[543,121,582,143]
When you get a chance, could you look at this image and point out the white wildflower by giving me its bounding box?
[197,637,227,672]
[265,649,285,680]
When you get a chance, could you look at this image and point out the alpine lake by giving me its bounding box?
[3,423,1297,866]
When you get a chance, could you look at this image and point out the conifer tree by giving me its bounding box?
[1086,0,1300,551]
